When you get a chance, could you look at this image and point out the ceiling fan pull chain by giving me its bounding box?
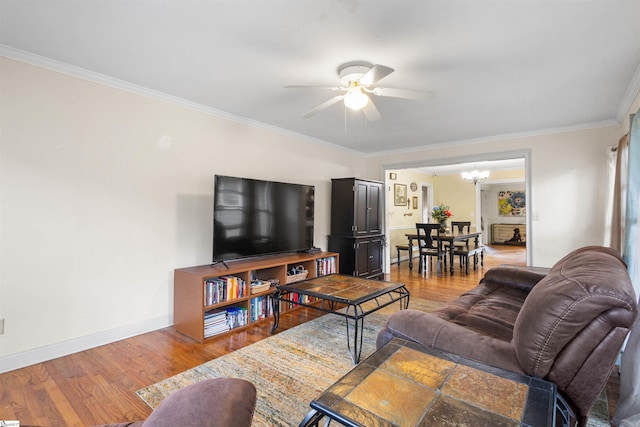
[344,104,347,136]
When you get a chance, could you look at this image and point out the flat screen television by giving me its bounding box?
[213,175,315,262]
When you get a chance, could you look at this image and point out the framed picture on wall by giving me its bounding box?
[412,196,418,209]
[394,184,407,206]
[498,190,526,216]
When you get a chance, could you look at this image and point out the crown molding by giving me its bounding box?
[2,44,630,158]
[364,119,619,158]
[617,59,640,122]
[0,44,359,156]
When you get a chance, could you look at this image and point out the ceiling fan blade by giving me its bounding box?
[302,95,344,118]
[374,87,435,100]
[285,85,342,91]
[362,98,382,122]
[358,64,394,86]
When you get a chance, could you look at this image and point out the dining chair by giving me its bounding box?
[415,223,447,274]
[448,221,472,267]
[450,221,471,243]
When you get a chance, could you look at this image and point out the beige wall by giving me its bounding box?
[2,54,639,372]
[432,174,477,224]
[0,57,368,370]
[367,125,620,267]
[386,169,434,260]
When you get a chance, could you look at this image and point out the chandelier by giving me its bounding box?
[461,168,489,185]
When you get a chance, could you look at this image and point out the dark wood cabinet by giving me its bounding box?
[329,178,384,279]
[330,178,383,236]
[327,235,384,279]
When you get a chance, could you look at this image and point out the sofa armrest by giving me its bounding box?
[481,265,549,292]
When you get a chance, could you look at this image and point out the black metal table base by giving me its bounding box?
[271,286,409,364]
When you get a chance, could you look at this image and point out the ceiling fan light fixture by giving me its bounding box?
[343,86,369,110]
[461,168,490,185]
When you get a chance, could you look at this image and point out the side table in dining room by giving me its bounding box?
[299,337,574,427]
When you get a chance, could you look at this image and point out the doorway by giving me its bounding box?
[383,150,531,272]
[421,184,433,223]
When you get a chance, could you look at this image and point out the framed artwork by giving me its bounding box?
[389,172,397,180]
[394,183,407,206]
[412,196,418,209]
[498,190,526,216]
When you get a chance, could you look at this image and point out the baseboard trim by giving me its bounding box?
[0,315,172,374]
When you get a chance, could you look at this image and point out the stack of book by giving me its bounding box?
[204,309,229,338]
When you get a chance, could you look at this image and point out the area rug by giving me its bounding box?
[137,298,439,426]
[137,298,610,426]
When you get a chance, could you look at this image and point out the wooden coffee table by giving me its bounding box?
[300,338,575,427]
[270,274,409,364]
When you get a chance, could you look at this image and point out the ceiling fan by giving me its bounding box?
[286,62,434,122]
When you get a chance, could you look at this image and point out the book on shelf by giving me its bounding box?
[282,292,316,309]
[316,256,337,276]
[204,275,247,306]
[226,306,248,329]
[250,295,273,321]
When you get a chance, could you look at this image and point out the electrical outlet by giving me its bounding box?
[0,318,4,335]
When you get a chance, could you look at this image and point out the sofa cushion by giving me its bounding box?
[379,308,524,373]
[513,246,637,378]
[430,280,529,341]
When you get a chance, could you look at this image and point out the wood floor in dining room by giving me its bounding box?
[0,245,620,426]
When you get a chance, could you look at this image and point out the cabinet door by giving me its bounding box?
[354,181,369,236]
[354,239,371,277]
[366,182,383,234]
[368,237,384,277]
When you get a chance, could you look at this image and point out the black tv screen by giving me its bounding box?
[213,175,315,262]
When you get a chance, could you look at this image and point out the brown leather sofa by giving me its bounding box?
[93,378,256,427]
[377,246,637,426]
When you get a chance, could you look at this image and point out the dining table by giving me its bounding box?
[405,230,482,275]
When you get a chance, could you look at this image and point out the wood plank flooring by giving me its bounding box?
[0,245,618,426]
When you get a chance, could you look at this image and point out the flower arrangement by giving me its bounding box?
[431,203,453,222]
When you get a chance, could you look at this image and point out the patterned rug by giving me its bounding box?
[137,298,610,426]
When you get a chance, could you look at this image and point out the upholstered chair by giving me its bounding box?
[93,378,256,427]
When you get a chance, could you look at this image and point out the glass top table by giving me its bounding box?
[300,337,574,427]
[270,274,410,363]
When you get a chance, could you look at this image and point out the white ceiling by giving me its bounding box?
[2,1,640,155]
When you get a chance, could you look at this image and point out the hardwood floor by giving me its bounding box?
[0,246,617,426]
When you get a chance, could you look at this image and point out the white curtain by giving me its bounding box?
[604,145,622,245]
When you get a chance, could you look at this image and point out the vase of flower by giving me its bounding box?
[431,203,453,233]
